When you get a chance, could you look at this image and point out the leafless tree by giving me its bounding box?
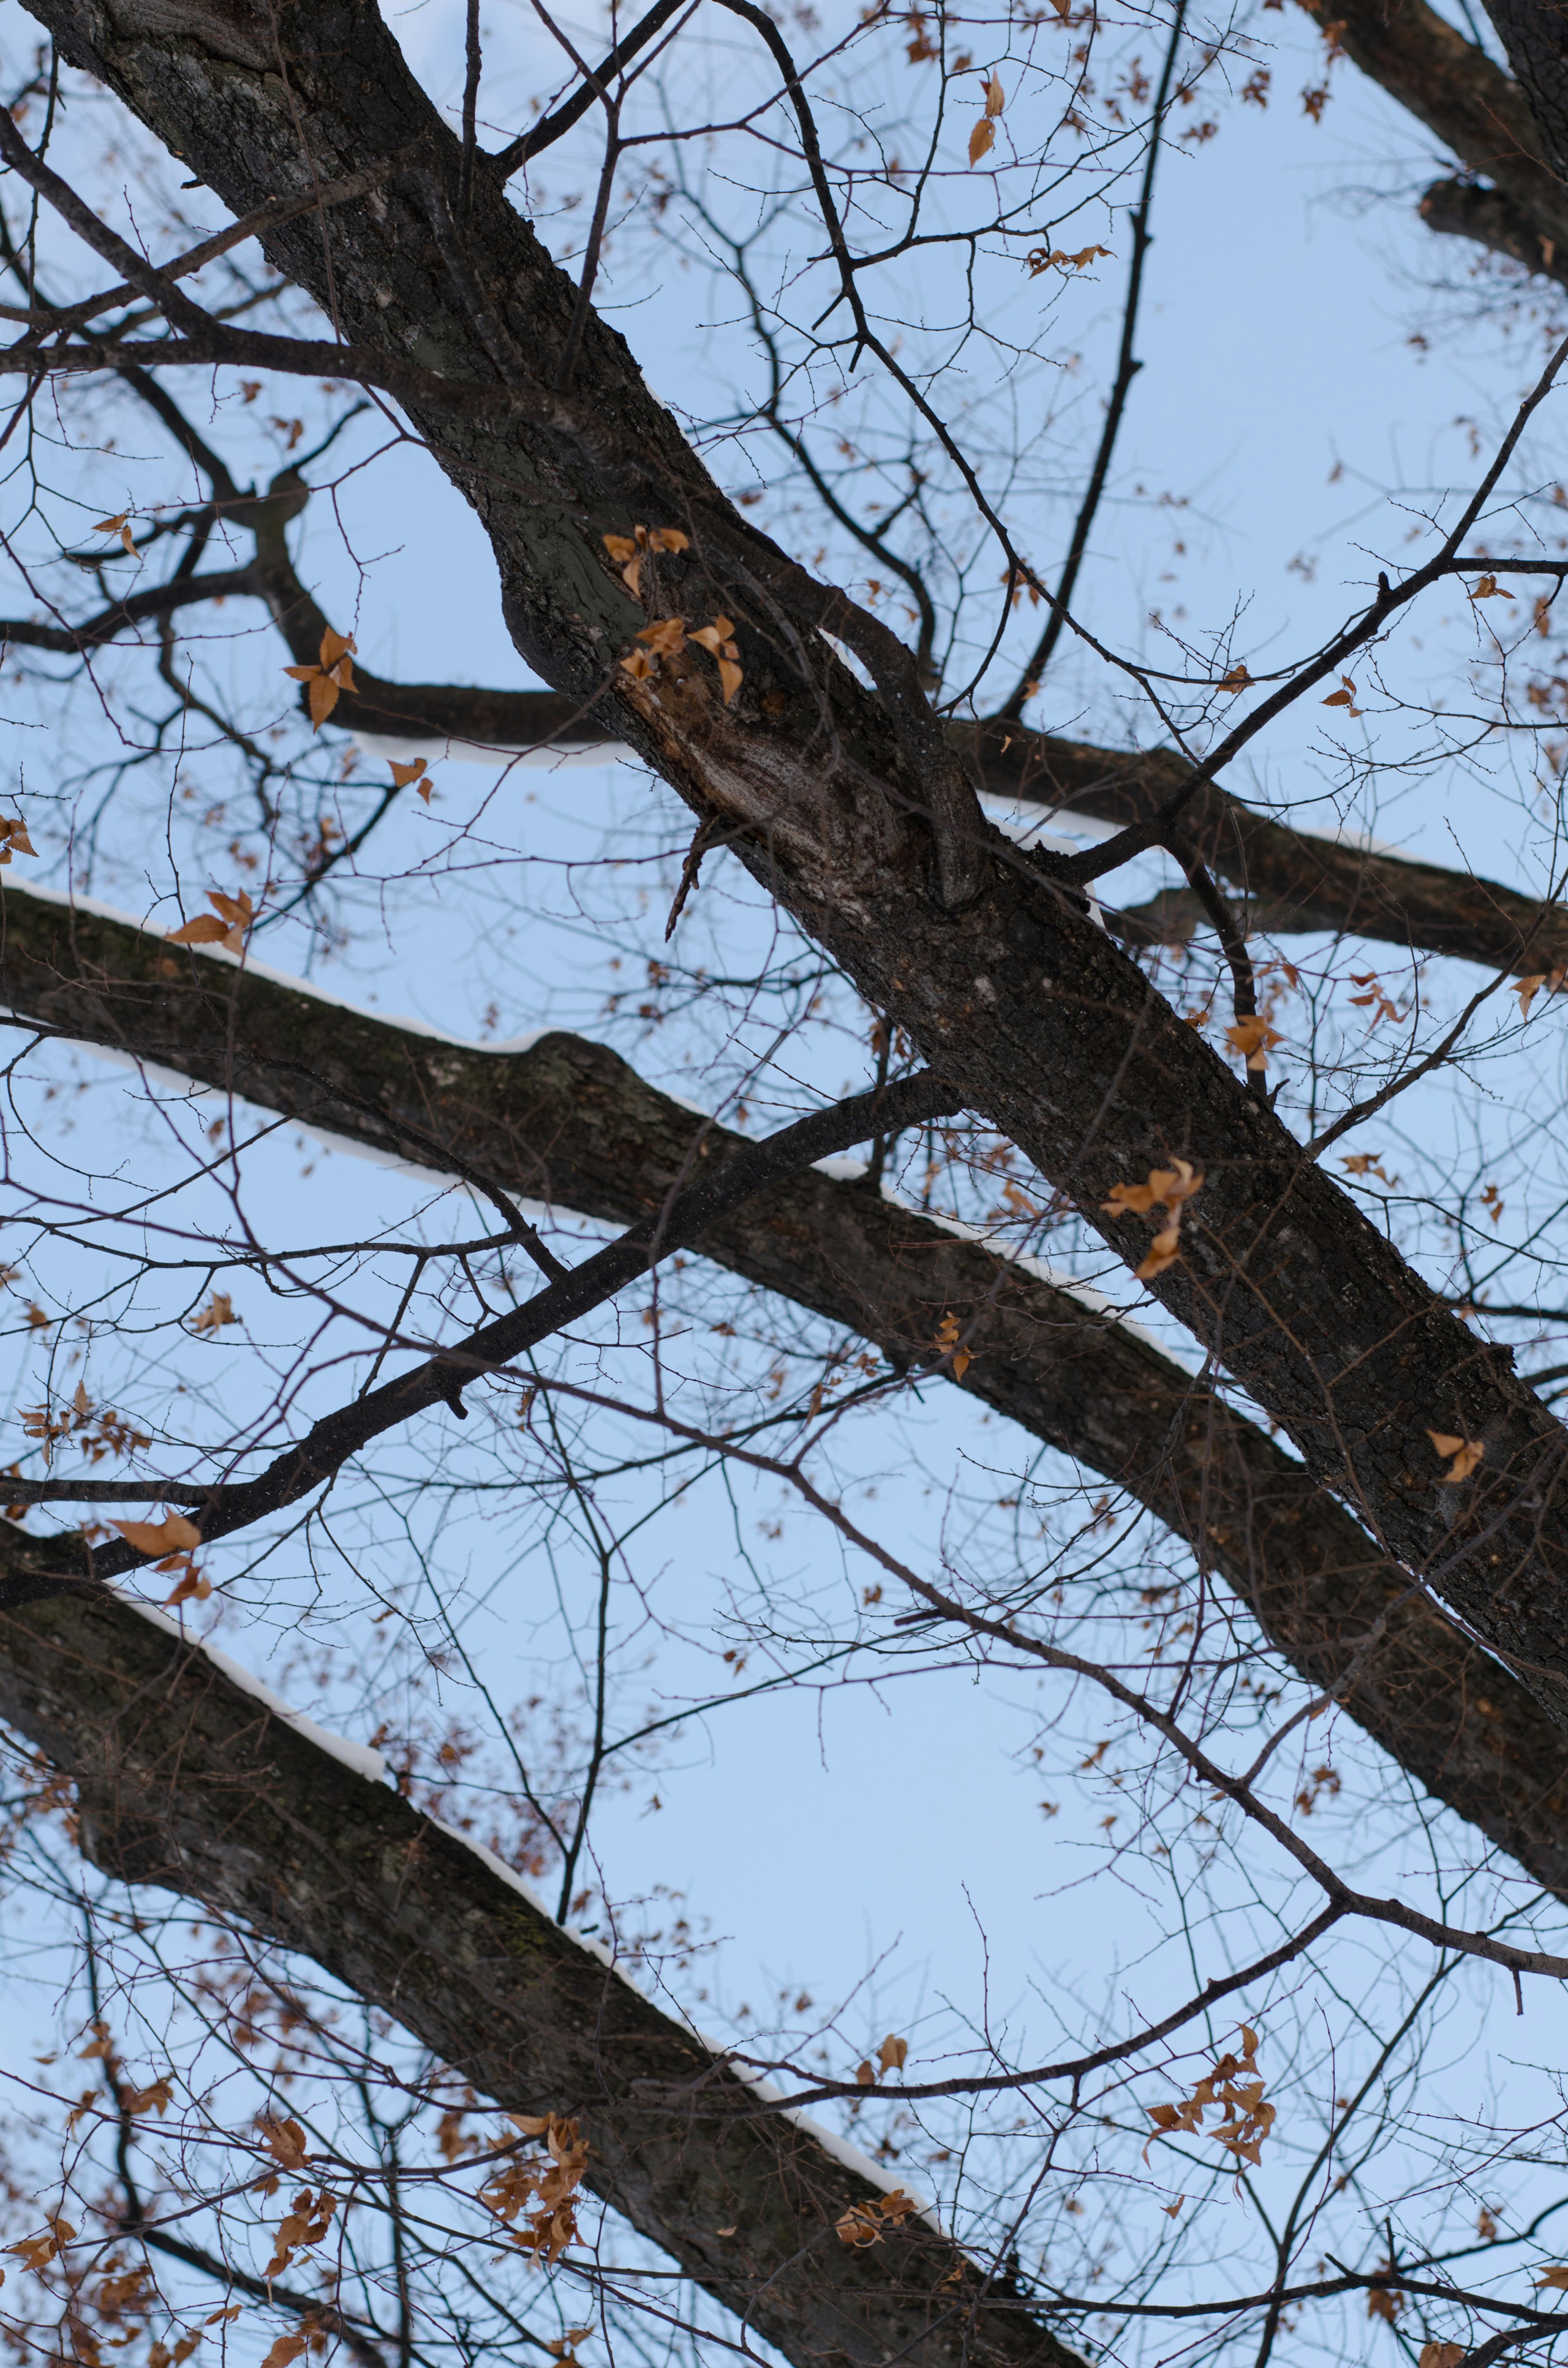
[4,2,1568,2366]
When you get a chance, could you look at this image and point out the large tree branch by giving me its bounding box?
[1297,0,1568,283]
[976,727,1568,979]
[2,883,1564,1900]
[0,1582,1084,2368]
[21,0,1568,1738]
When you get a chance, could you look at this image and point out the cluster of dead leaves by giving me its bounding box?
[257,2114,311,2180]
[1341,1150,1397,1186]
[8,2212,75,2272]
[389,755,436,804]
[621,613,744,705]
[479,2112,590,2267]
[931,1310,973,1382]
[835,2186,919,2247]
[1514,965,1565,1020]
[1102,1159,1203,1280]
[94,512,138,557]
[1225,1013,1284,1072]
[284,627,357,729]
[258,2323,327,2368]
[854,2034,910,2085]
[603,523,688,599]
[545,2332,594,2367]
[968,71,1005,162]
[192,1290,239,1336]
[1346,970,1405,1028]
[1025,243,1112,274]
[149,2319,239,2368]
[166,888,254,958]
[0,813,36,865]
[1427,1429,1485,1484]
[1145,2025,1275,2170]
[263,2187,336,2281]
[110,1510,209,1607]
[1322,674,1362,718]
[21,1380,149,1470]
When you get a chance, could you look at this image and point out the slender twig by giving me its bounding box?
[997,0,1189,717]
[459,0,482,215]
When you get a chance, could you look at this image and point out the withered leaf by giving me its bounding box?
[112,1512,202,1557]
[93,512,138,557]
[1427,1430,1485,1483]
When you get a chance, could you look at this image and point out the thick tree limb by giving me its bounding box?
[1296,0,1568,280]
[20,0,1568,1738]
[0,1582,1084,2368]
[2,883,1565,1898]
[975,728,1568,979]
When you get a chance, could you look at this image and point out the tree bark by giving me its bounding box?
[2,883,1565,1898]
[0,1582,1083,2368]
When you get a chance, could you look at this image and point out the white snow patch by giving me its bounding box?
[116,1590,389,1784]
[353,730,633,772]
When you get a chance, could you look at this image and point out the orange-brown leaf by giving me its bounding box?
[113,1513,202,1557]
[94,513,137,557]
[165,914,231,946]
[1427,1430,1485,1483]
[1225,1015,1283,1072]
[968,117,996,163]
[1135,1222,1183,1281]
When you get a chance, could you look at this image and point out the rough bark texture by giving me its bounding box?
[3,883,1566,1896]
[20,1,1568,1730]
[0,1583,1082,2368]
[1477,0,1568,179]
